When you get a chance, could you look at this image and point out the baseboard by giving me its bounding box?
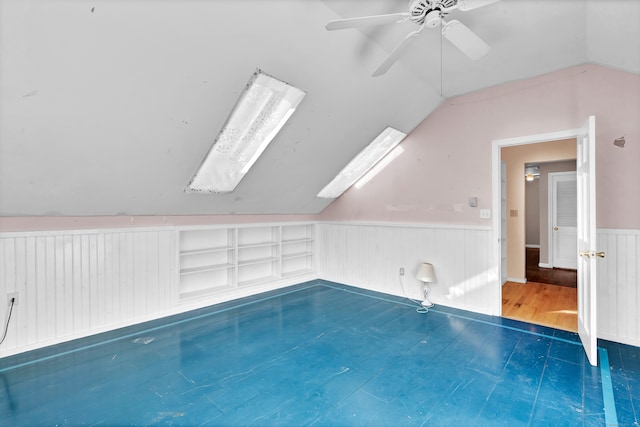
[538,263,553,269]
[507,277,527,284]
[525,244,540,248]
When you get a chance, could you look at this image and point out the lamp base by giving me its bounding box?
[421,286,434,308]
[421,299,434,308]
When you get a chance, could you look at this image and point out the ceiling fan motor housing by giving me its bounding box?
[425,9,442,27]
[410,0,458,27]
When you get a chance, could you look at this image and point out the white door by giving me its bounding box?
[551,172,577,269]
[577,115,598,366]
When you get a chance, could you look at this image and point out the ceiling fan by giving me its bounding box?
[325,0,499,77]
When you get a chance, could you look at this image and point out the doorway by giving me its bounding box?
[492,117,599,366]
[500,151,578,331]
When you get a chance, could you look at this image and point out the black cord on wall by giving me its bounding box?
[0,298,15,346]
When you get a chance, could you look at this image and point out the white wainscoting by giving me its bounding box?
[317,222,500,316]
[597,228,640,347]
[0,228,177,357]
[0,224,317,358]
[318,223,640,347]
[1,223,637,358]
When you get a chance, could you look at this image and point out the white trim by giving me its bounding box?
[597,228,640,235]
[319,221,491,231]
[507,277,527,284]
[492,128,581,147]
[538,263,553,269]
[0,221,321,237]
[5,222,631,238]
[0,220,491,237]
[492,126,582,317]
[525,244,540,248]
[0,225,177,238]
[598,332,640,349]
[176,221,320,232]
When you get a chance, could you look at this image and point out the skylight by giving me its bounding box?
[186,69,306,193]
[317,126,406,199]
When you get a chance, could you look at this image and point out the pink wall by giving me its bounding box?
[1,65,637,233]
[320,64,640,230]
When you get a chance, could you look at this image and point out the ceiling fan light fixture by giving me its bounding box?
[425,9,442,28]
[325,0,498,75]
[525,165,540,181]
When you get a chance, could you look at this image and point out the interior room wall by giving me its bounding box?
[525,178,540,246]
[1,65,640,354]
[319,63,640,231]
[317,64,640,346]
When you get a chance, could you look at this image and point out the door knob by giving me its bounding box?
[553,226,558,231]
[579,251,606,258]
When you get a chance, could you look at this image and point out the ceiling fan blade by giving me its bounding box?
[456,0,500,12]
[441,19,489,60]
[325,13,410,31]
[372,27,424,77]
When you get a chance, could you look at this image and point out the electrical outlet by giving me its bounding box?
[7,292,18,306]
[399,267,405,276]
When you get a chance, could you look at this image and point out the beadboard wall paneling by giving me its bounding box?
[597,229,640,347]
[1,223,638,357]
[316,222,500,316]
[0,229,177,356]
[0,224,318,358]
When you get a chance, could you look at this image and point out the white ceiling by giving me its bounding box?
[1,0,638,216]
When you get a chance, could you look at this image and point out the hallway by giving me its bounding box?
[502,281,577,332]
[526,248,577,288]
[502,248,578,332]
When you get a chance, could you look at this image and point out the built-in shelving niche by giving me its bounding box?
[178,223,315,300]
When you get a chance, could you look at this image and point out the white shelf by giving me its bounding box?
[282,237,313,245]
[177,223,315,300]
[180,246,233,256]
[180,263,234,275]
[237,257,279,267]
[282,251,313,260]
[238,241,278,249]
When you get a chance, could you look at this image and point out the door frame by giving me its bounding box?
[491,126,584,316]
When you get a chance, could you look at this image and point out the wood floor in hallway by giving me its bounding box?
[502,281,577,332]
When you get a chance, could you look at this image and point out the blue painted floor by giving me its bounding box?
[1,280,639,426]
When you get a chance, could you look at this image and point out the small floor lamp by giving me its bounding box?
[416,262,437,308]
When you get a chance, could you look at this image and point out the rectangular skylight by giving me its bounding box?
[186,69,306,193]
[317,126,406,199]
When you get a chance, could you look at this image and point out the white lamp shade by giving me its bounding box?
[416,262,436,283]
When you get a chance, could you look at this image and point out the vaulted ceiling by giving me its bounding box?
[1,0,638,216]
